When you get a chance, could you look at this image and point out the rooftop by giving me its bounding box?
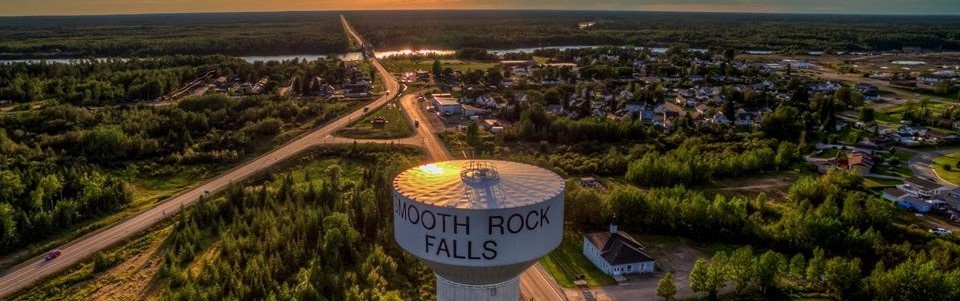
[906,176,942,190]
[585,230,654,265]
[393,160,564,209]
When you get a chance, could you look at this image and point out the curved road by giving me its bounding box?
[907,147,960,188]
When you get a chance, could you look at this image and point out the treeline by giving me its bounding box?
[625,141,797,187]
[501,103,656,144]
[347,11,960,52]
[0,161,132,254]
[0,91,350,255]
[685,245,960,300]
[158,149,429,300]
[0,55,346,105]
[565,169,960,300]
[0,12,348,58]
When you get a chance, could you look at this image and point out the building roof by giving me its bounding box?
[393,160,564,209]
[884,188,909,198]
[585,231,655,265]
[432,94,460,106]
[905,176,942,190]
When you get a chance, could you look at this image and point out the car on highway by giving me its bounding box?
[930,228,953,236]
[44,249,62,261]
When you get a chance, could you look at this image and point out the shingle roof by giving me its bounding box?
[906,176,942,190]
[585,231,655,265]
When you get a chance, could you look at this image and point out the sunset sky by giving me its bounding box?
[2,0,958,16]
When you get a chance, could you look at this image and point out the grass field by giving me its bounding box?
[540,232,617,288]
[335,101,414,139]
[382,58,498,73]
[864,176,904,189]
[933,152,960,185]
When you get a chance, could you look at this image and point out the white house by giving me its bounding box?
[903,176,944,198]
[582,223,656,276]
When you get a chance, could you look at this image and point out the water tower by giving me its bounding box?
[393,160,565,301]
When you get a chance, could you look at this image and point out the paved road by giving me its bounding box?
[907,147,960,187]
[0,15,566,301]
[394,91,565,301]
[396,93,453,162]
[0,17,402,298]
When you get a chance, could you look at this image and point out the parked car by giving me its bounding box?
[45,249,62,261]
[930,228,953,236]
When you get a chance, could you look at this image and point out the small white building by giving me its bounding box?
[582,223,656,276]
[431,93,463,116]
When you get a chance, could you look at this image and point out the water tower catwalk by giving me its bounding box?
[393,160,565,301]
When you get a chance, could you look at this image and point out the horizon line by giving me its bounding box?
[2,8,959,18]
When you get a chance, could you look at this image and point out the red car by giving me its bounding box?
[44,249,62,261]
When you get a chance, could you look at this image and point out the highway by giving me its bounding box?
[0,16,403,298]
[0,15,566,301]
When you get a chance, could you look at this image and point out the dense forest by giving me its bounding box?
[0,76,357,255]
[347,10,960,52]
[564,169,960,300]
[158,147,431,301]
[0,12,349,59]
[0,55,348,105]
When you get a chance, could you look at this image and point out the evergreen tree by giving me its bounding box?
[657,271,678,300]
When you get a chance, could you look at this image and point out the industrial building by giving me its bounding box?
[431,93,464,115]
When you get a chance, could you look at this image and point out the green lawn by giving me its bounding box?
[864,176,903,189]
[335,101,414,139]
[871,150,916,178]
[933,152,960,185]
[540,232,617,288]
[812,148,842,159]
[382,58,498,73]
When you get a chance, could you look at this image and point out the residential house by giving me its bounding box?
[583,223,656,276]
[937,188,960,210]
[855,83,880,101]
[711,113,731,125]
[903,176,944,198]
[846,151,874,176]
[734,109,759,127]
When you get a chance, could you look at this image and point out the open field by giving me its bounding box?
[382,58,498,73]
[335,101,413,139]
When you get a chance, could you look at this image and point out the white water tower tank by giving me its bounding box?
[393,160,565,301]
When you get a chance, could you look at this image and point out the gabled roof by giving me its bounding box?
[906,176,942,190]
[585,231,655,265]
[883,188,908,198]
